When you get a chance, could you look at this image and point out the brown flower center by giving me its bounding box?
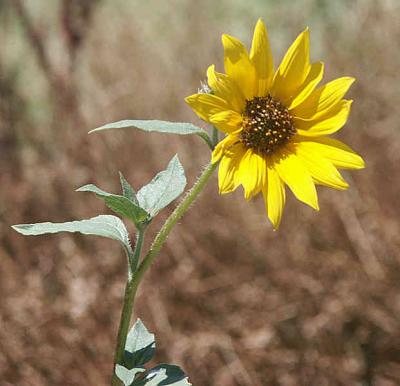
[240,95,296,156]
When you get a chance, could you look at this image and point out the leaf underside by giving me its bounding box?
[137,155,186,218]
[12,215,132,252]
[89,119,212,148]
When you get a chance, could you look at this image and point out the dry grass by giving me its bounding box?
[1,1,400,385]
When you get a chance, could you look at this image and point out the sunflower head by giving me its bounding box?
[186,19,364,229]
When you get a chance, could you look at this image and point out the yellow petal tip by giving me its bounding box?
[255,18,266,28]
[341,182,350,190]
[207,64,216,73]
[269,217,282,231]
[355,157,366,169]
[221,34,232,45]
[184,94,197,104]
[347,76,356,85]
[311,197,320,211]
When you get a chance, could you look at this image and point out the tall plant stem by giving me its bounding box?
[111,161,217,385]
[111,230,144,386]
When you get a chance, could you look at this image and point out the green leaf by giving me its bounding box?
[119,172,139,205]
[89,120,212,148]
[124,319,156,369]
[137,155,186,218]
[76,184,148,226]
[115,320,191,386]
[132,365,191,386]
[12,215,132,252]
[115,365,145,386]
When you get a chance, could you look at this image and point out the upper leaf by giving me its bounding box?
[119,172,139,205]
[131,365,191,386]
[89,120,212,148]
[124,319,156,369]
[12,215,132,253]
[137,155,186,218]
[76,184,148,226]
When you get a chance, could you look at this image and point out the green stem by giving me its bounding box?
[111,161,217,385]
[111,230,145,386]
[128,228,145,278]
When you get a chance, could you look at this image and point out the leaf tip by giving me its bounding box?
[11,224,30,235]
[88,127,99,134]
[75,184,92,192]
[11,224,21,232]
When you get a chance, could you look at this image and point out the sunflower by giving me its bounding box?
[185,19,364,229]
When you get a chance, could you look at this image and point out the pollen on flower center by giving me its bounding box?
[240,95,296,156]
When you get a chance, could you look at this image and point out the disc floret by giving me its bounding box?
[240,95,296,156]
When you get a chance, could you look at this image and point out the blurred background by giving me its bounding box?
[1,0,400,385]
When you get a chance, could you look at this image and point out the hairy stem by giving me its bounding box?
[111,230,145,385]
[129,229,145,277]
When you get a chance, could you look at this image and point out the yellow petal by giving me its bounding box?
[295,136,365,170]
[218,144,246,194]
[207,65,245,112]
[288,61,324,110]
[211,134,240,164]
[211,134,239,164]
[249,19,274,96]
[185,94,231,122]
[222,34,256,100]
[294,141,349,190]
[209,110,243,134]
[271,28,310,104]
[292,77,355,119]
[263,166,286,229]
[273,149,319,210]
[295,100,352,136]
[238,149,267,200]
